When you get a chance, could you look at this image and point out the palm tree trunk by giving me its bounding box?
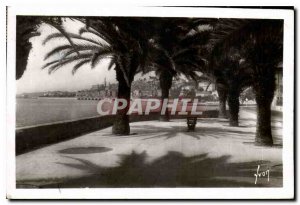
[216,84,228,118]
[255,97,273,145]
[160,84,170,121]
[227,86,240,126]
[159,71,173,121]
[112,69,131,135]
[254,72,275,146]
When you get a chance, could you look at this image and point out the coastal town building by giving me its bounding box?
[76,79,118,100]
[74,76,219,101]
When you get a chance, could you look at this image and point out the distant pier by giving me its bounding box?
[77,97,102,101]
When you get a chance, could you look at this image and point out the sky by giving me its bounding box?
[16,19,117,94]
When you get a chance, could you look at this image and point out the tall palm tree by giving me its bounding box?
[142,18,212,121]
[215,82,228,118]
[241,20,283,145]
[42,17,174,135]
[209,19,283,144]
[211,46,253,126]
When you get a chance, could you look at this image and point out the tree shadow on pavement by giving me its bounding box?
[100,123,257,142]
[41,151,282,188]
[137,124,255,142]
[97,117,281,145]
[58,147,112,154]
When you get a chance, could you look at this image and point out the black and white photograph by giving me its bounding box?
[5,6,294,199]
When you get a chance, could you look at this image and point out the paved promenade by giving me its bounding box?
[16,108,282,188]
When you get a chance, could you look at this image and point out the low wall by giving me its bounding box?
[16,110,218,155]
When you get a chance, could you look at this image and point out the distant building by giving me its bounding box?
[39,91,76,97]
[195,90,212,97]
[76,77,219,101]
[76,81,117,100]
[197,81,216,92]
[131,78,160,98]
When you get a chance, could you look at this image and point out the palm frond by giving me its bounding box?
[61,44,102,59]
[91,48,114,68]
[151,44,176,73]
[43,53,92,73]
[42,19,79,54]
[180,30,211,47]
[44,45,72,60]
[78,18,121,46]
[44,43,106,61]
[79,27,111,45]
[79,27,102,38]
[43,33,105,46]
[209,19,251,50]
[72,59,91,75]
[107,57,116,70]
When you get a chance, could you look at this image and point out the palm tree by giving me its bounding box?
[214,82,228,118]
[209,19,283,144]
[42,17,175,135]
[241,20,283,145]
[210,46,253,126]
[142,18,211,121]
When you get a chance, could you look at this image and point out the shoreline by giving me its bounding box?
[17,97,78,99]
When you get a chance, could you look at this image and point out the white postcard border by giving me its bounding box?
[6,6,294,199]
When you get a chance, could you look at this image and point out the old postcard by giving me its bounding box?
[6,6,294,199]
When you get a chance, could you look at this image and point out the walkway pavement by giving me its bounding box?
[16,108,283,188]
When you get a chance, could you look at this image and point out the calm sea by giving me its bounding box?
[16,98,100,128]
